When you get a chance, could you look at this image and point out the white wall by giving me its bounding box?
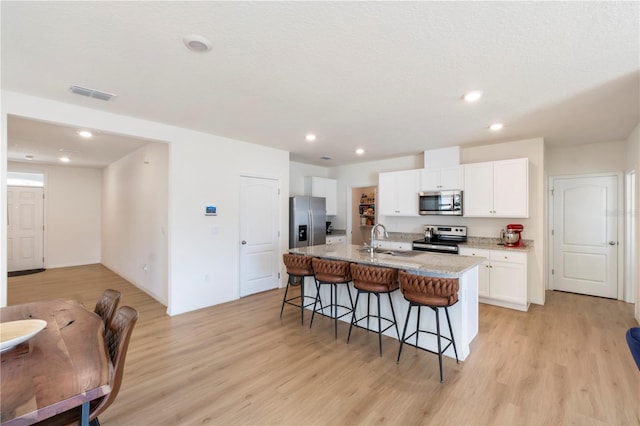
[626,123,640,323]
[1,111,6,306]
[102,142,168,305]
[170,134,289,314]
[289,161,329,196]
[1,91,290,315]
[8,161,102,268]
[546,140,627,175]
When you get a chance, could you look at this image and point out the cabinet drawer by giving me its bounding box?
[376,241,412,251]
[326,235,346,245]
[490,250,526,264]
[459,247,490,258]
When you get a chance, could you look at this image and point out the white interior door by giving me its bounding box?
[239,176,280,297]
[7,186,44,272]
[551,175,619,298]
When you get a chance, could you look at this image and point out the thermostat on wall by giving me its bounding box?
[205,206,217,216]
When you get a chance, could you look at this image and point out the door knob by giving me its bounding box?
[241,240,247,245]
[608,241,617,245]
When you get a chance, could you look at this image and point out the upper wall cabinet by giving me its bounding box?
[305,177,337,216]
[420,166,464,191]
[463,158,529,218]
[378,169,420,216]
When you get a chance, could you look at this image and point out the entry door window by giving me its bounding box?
[8,172,44,187]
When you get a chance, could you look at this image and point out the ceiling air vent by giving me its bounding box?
[69,85,116,101]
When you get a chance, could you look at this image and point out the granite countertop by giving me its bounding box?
[460,237,534,252]
[289,244,483,277]
[327,229,346,236]
[380,233,534,253]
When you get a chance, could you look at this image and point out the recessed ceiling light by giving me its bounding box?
[320,155,333,160]
[355,148,365,155]
[463,91,483,102]
[25,155,34,160]
[490,123,504,131]
[183,34,212,52]
[306,134,317,142]
[59,156,70,163]
[77,130,92,138]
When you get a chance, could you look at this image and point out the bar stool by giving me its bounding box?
[396,271,459,383]
[310,258,355,339]
[347,263,400,356]
[281,254,318,325]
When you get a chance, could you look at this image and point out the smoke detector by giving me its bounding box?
[183,34,212,52]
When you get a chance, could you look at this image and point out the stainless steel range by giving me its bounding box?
[412,225,467,254]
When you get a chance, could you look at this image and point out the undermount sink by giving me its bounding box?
[358,247,422,257]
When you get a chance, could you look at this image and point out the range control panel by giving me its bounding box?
[424,225,467,238]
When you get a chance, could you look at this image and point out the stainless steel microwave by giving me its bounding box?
[419,190,463,215]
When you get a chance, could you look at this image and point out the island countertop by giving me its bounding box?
[289,244,484,277]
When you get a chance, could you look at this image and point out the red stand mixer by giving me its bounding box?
[500,224,525,247]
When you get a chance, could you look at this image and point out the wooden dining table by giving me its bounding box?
[0,299,112,426]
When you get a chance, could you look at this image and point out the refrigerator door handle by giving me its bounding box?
[308,209,313,246]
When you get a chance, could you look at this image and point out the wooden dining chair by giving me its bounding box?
[35,306,139,426]
[94,289,121,327]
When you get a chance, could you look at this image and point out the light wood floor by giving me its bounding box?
[7,264,640,425]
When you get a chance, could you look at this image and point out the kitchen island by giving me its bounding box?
[288,244,483,360]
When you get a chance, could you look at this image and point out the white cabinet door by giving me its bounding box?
[463,162,494,216]
[420,168,441,191]
[379,170,420,216]
[493,158,528,218]
[440,166,463,190]
[396,170,420,215]
[420,166,463,191]
[463,159,528,218]
[305,177,337,216]
[378,172,397,216]
[489,260,527,305]
[459,247,490,298]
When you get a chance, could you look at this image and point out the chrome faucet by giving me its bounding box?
[370,223,389,248]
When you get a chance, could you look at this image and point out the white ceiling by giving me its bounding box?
[7,116,151,168]
[2,1,639,167]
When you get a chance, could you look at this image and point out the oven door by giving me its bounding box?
[419,191,462,215]
[412,240,459,254]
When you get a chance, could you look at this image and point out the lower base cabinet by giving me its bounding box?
[459,247,529,311]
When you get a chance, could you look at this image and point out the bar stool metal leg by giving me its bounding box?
[434,306,443,382]
[397,303,413,363]
[388,292,400,339]
[445,306,459,362]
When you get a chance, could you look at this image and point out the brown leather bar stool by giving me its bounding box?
[281,254,318,325]
[310,258,355,339]
[347,263,400,356]
[396,271,459,383]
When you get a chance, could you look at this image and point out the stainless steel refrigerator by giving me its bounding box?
[289,196,327,248]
